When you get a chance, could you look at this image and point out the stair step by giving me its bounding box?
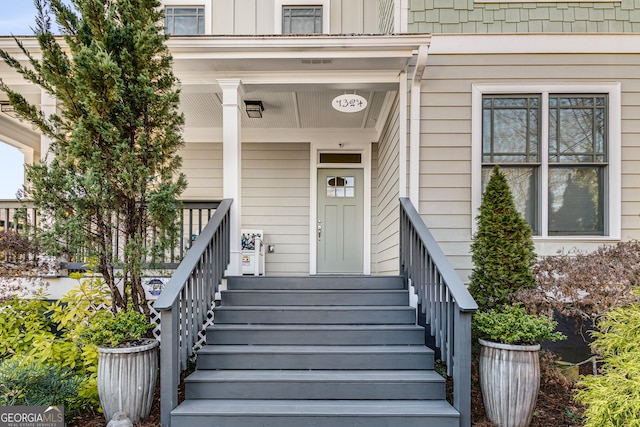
[207,324,425,345]
[171,399,460,427]
[185,370,445,400]
[213,305,417,324]
[196,345,434,370]
[221,289,409,306]
[227,275,405,290]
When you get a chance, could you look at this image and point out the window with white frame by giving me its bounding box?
[473,84,621,238]
[282,6,323,34]
[274,1,329,34]
[165,6,205,35]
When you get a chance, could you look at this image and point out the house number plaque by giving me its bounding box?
[332,94,367,113]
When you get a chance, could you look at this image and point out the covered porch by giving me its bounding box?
[167,34,430,276]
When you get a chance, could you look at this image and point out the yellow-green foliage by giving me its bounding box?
[576,302,640,427]
[0,268,110,410]
[0,291,52,359]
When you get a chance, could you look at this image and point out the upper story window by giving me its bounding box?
[275,1,329,34]
[282,6,323,34]
[473,84,621,239]
[165,7,205,35]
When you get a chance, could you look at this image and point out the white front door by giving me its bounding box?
[316,168,364,273]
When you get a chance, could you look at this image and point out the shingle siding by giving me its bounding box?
[409,0,638,33]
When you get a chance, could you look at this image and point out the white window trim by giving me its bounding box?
[274,0,330,34]
[471,82,621,240]
[164,0,212,35]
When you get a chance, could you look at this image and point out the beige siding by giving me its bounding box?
[421,47,640,282]
[209,0,379,34]
[242,142,310,275]
[180,143,223,200]
[374,93,401,274]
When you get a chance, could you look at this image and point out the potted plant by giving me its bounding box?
[82,310,158,425]
[474,306,565,427]
[469,166,565,427]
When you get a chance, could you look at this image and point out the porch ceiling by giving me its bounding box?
[178,89,392,129]
[0,34,430,143]
[170,35,429,133]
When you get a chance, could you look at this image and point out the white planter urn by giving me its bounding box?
[97,339,159,424]
[478,338,541,427]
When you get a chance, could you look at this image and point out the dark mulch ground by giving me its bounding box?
[68,350,585,426]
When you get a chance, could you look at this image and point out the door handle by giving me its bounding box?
[317,224,322,240]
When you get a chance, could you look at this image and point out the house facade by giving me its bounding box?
[1,0,639,281]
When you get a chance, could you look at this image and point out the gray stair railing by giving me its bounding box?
[399,198,478,427]
[154,199,232,427]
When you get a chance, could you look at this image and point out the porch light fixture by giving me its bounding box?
[244,100,264,118]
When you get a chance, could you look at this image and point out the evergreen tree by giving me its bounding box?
[469,165,536,312]
[0,0,187,315]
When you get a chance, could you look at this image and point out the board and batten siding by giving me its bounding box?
[241,142,310,275]
[421,42,640,283]
[210,0,380,34]
[374,92,401,275]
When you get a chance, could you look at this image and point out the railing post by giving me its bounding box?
[454,310,473,427]
[160,305,179,427]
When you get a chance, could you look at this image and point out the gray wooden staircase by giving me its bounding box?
[170,275,460,427]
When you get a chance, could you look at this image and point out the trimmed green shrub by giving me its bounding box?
[473,305,565,345]
[81,309,153,348]
[576,302,640,427]
[0,357,89,416]
[469,165,537,312]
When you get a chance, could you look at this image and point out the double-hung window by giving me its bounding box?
[165,6,205,35]
[473,84,621,238]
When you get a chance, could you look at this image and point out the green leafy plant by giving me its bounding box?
[473,305,566,345]
[576,301,640,427]
[0,357,90,416]
[82,310,153,348]
[469,165,537,312]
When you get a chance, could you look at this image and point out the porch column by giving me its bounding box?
[409,45,428,207]
[218,79,243,275]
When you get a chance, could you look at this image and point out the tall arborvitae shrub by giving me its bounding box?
[469,165,537,312]
[0,0,187,315]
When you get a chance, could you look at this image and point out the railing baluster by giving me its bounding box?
[154,199,232,427]
[399,198,477,427]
